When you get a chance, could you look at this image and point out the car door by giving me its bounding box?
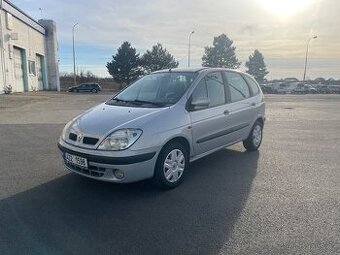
[85,84,91,92]
[77,84,84,92]
[223,71,255,141]
[188,71,232,156]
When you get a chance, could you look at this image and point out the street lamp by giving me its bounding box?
[303,35,317,82]
[188,31,195,67]
[72,23,79,86]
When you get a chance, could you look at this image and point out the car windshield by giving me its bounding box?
[107,72,198,107]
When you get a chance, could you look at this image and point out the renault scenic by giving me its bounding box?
[58,68,265,189]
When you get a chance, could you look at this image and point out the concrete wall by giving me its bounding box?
[0,11,7,93]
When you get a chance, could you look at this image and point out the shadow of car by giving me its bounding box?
[0,146,259,254]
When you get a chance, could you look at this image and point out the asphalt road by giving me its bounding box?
[0,93,339,255]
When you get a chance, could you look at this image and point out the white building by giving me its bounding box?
[0,0,59,93]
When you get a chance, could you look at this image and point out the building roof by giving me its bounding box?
[1,0,46,35]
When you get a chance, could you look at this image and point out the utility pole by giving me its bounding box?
[38,8,43,19]
[72,23,79,86]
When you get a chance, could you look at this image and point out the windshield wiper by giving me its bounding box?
[106,98,130,105]
[131,99,167,106]
[107,98,167,107]
[113,98,129,103]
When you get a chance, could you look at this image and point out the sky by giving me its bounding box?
[10,0,340,79]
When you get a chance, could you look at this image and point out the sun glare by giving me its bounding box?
[258,0,315,17]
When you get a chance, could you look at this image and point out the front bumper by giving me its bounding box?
[57,140,157,183]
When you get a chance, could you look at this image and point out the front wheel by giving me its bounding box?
[243,120,263,151]
[152,142,189,189]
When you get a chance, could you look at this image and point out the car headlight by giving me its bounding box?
[98,129,142,151]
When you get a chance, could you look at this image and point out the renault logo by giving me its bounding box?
[77,133,83,142]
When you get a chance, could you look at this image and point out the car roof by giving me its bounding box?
[152,67,208,73]
[152,67,246,75]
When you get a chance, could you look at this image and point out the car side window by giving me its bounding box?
[244,75,260,95]
[191,78,208,101]
[225,72,250,102]
[190,72,225,110]
[205,72,225,107]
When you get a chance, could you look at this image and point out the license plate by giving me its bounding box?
[65,152,88,168]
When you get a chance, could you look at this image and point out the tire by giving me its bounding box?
[91,88,98,93]
[76,89,79,93]
[152,142,189,189]
[243,120,263,151]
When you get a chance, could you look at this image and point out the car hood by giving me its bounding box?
[71,103,166,137]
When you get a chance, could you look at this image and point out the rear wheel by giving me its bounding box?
[243,120,263,151]
[152,142,189,189]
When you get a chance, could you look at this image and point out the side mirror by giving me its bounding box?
[190,97,210,110]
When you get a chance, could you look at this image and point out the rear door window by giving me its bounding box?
[225,72,250,102]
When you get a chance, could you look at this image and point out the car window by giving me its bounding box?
[244,75,260,95]
[191,78,208,101]
[190,72,225,109]
[112,72,197,106]
[225,72,250,102]
[206,72,225,107]
[138,77,160,101]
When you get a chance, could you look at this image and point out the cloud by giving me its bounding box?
[10,0,340,78]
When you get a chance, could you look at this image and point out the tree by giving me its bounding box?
[141,43,179,73]
[202,34,241,69]
[106,41,142,86]
[245,49,269,83]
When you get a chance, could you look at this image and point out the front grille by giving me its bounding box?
[65,162,106,178]
[69,133,77,141]
[68,133,99,146]
[83,137,99,145]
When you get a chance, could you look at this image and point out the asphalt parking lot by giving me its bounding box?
[0,92,339,255]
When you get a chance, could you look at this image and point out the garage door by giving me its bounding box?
[13,48,25,92]
[36,55,44,90]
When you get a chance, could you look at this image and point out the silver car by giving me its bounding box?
[58,68,265,189]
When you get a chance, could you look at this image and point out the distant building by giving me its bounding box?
[0,0,59,93]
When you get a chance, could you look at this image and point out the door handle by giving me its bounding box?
[223,109,230,115]
[251,102,256,106]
